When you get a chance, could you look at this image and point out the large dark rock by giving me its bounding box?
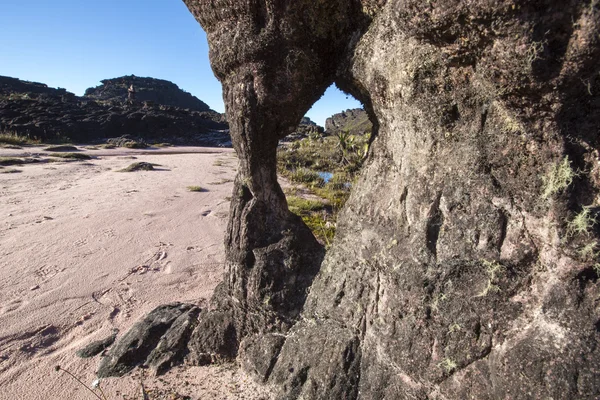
[182,0,600,399]
[97,303,198,377]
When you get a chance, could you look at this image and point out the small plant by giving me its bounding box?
[579,241,599,260]
[187,185,206,192]
[542,156,575,199]
[476,260,505,297]
[439,358,458,373]
[568,207,597,237]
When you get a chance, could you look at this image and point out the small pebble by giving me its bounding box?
[30,285,40,291]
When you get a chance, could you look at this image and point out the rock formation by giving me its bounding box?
[102,1,600,398]
[325,108,372,136]
[280,117,325,142]
[0,75,228,144]
[84,75,211,112]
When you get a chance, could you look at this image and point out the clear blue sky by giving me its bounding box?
[0,0,361,127]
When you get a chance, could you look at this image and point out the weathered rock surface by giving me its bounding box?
[84,75,212,112]
[75,331,118,359]
[181,0,600,399]
[325,108,372,136]
[97,303,198,377]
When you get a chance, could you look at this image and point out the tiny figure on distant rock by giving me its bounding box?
[127,84,136,103]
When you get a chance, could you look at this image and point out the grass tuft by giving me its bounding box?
[43,145,79,152]
[49,153,92,160]
[0,131,36,146]
[187,185,207,192]
[0,157,25,166]
[118,162,156,172]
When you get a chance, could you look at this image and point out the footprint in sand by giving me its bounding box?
[16,325,60,355]
[73,238,88,247]
[0,298,26,315]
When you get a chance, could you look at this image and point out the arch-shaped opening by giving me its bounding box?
[277,83,375,247]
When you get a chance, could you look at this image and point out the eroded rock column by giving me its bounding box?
[183,0,367,365]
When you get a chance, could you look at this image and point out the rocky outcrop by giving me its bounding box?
[97,303,199,377]
[0,76,75,99]
[325,108,372,136]
[280,117,325,142]
[180,0,600,398]
[84,75,211,112]
[0,76,229,144]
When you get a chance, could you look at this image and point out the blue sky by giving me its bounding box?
[0,0,361,126]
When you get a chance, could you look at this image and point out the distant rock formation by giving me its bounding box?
[325,108,372,136]
[84,75,211,112]
[281,116,325,142]
[0,75,228,145]
[0,76,75,99]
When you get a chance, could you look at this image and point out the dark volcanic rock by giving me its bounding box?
[144,306,201,376]
[84,75,211,112]
[181,0,600,399]
[325,108,372,136]
[0,75,229,145]
[76,331,118,359]
[97,303,198,378]
[0,75,74,98]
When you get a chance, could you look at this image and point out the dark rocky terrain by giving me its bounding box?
[97,1,600,399]
[325,108,372,136]
[0,75,228,145]
[84,75,211,112]
[281,116,325,142]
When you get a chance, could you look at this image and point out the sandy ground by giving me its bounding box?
[0,146,274,399]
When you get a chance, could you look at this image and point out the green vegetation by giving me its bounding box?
[568,207,597,237]
[0,131,37,146]
[187,185,207,192]
[476,260,505,297]
[579,241,599,260]
[118,162,156,172]
[277,131,370,246]
[286,195,335,246]
[43,145,79,152]
[49,152,92,160]
[123,140,149,149]
[542,156,576,199]
[0,157,26,166]
[439,358,458,373]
